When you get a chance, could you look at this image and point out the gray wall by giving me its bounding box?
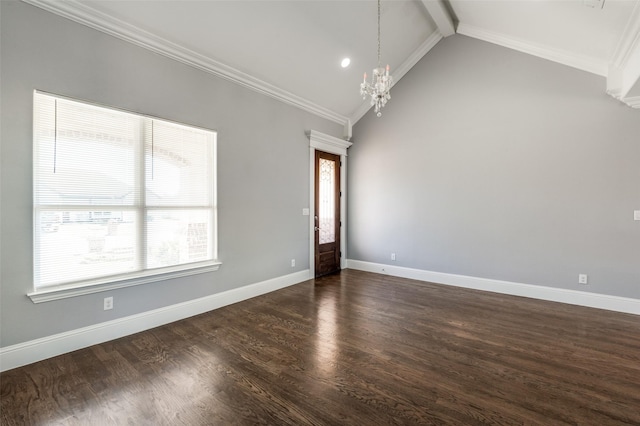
[349,35,640,299]
[0,1,342,347]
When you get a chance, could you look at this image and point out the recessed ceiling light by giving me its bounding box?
[341,58,351,68]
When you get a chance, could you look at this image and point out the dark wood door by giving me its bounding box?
[314,150,341,277]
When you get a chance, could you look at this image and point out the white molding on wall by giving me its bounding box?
[350,31,444,124]
[347,260,640,316]
[611,1,640,70]
[457,23,608,77]
[392,31,445,93]
[21,0,349,128]
[0,270,310,372]
[28,262,222,303]
[607,1,640,100]
[307,130,353,157]
[622,96,640,108]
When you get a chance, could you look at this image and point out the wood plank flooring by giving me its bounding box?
[2,269,640,425]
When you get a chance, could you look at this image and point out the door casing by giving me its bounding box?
[307,131,352,279]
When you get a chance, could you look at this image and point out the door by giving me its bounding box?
[314,150,341,277]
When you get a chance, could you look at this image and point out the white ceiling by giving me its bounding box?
[454,0,635,71]
[24,0,640,130]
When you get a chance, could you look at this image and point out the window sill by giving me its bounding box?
[28,261,222,303]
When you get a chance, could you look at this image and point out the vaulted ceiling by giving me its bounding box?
[24,0,640,133]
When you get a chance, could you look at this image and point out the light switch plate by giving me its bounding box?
[634,210,640,221]
[302,208,310,216]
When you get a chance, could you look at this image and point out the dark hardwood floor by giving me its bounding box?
[2,269,640,425]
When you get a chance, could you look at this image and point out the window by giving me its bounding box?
[31,92,218,301]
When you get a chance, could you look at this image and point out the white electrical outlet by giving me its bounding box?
[634,210,640,221]
[391,253,396,261]
[578,274,588,285]
[291,259,295,268]
[104,296,113,310]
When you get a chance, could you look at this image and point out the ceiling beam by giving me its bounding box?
[420,0,455,37]
[607,2,640,102]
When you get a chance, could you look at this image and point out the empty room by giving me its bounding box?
[1,0,639,424]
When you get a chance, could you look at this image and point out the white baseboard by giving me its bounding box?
[347,260,640,316]
[0,270,311,372]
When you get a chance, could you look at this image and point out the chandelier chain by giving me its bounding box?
[377,0,381,67]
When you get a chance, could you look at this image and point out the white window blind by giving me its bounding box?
[33,91,218,294]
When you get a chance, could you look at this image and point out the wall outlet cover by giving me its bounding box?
[104,296,114,310]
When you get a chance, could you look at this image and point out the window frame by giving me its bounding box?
[29,91,220,303]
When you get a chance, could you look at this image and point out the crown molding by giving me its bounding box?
[457,22,608,77]
[393,31,444,90]
[350,30,444,124]
[607,2,640,100]
[605,86,640,108]
[21,0,349,127]
[622,96,640,108]
[610,2,640,69]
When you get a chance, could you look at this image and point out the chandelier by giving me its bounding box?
[360,0,392,117]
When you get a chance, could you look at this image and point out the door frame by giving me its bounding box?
[307,131,352,278]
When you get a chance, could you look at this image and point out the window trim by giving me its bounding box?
[28,261,221,303]
[29,91,221,303]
